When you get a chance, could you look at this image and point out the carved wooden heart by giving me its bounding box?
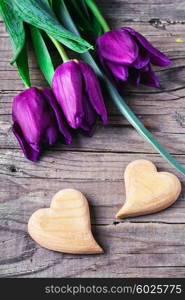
[28,189,103,254]
[116,160,181,219]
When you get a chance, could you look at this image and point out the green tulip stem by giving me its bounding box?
[48,35,69,62]
[24,82,31,89]
[85,0,110,33]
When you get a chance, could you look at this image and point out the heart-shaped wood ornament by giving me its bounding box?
[116,160,181,219]
[28,189,103,254]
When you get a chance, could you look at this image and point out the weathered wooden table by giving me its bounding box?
[0,0,185,278]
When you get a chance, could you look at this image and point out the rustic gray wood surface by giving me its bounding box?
[1,0,185,278]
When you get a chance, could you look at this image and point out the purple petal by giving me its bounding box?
[106,62,129,81]
[78,61,108,125]
[52,61,84,129]
[123,27,171,67]
[128,68,141,86]
[131,49,150,69]
[45,126,59,146]
[140,64,160,87]
[80,101,97,137]
[80,94,97,136]
[96,29,138,65]
[80,122,97,137]
[13,122,40,162]
[12,88,59,161]
[96,50,114,80]
[12,88,58,146]
[12,88,43,145]
[82,94,97,127]
[141,64,150,72]
[42,88,72,145]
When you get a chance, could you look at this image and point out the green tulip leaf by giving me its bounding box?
[30,26,54,86]
[79,0,104,36]
[0,0,25,63]
[16,43,31,88]
[62,0,103,36]
[13,0,93,53]
[0,0,31,88]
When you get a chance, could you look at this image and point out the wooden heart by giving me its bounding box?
[28,189,103,254]
[116,160,181,219]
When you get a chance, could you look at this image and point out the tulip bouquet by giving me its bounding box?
[0,0,185,175]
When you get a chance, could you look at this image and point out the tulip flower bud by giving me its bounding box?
[96,27,171,87]
[12,87,72,161]
[52,60,108,134]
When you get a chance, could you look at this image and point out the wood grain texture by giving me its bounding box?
[1,223,185,278]
[0,0,185,278]
[28,189,103,254]
[116,160,182,218]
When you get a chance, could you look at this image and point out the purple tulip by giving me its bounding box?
[96,27,171,87]
[52,60,108,133]
[12,87,72,161]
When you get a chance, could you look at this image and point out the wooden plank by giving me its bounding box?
[0,223,185,277]
[1,124,185,154]
[1,90,185,133]
[0,19,185,92]
[1,150,185,225]
[2,92,185,135]
[98,0,185,22]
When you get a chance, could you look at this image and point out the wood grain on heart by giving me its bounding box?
[116,160,181,219]
[28,189,103,254]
